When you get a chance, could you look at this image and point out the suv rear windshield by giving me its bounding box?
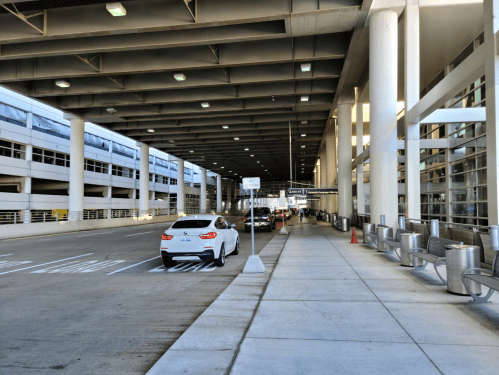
[171,220,212,229]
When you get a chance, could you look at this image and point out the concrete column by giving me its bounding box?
[216,174,222,212]
[404,0,421,221]
[139,143,149,216]
[369,10,399,228]
[485,0,499,225]
[200,167,207,213]
[338,100,354,220]
[319,147,327,211]
[316,162,321,210]
[325,125,336,214]
[105,186,112,218]
[356,97,365,214]
[66,115,85,220]
[227,181,232,212]
[177,160,185,215]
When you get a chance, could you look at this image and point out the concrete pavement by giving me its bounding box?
[148,217,499,375]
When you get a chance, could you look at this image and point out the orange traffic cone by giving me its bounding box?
[351,227,358,244]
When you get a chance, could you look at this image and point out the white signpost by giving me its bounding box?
[242,177,265,273]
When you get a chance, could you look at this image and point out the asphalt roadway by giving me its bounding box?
[0,214,290,375]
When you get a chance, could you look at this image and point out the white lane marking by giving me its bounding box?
[125,231,154,237]
[0,261,32,269]
[33,260,126,273]
[0,253,93,275]
[77,231,114,237]
[0,254,13,258]
[149,261,217,273]
[108,256,160,275]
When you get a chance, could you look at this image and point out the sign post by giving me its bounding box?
[242,177,265,273]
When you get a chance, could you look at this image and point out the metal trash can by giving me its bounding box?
[400,233,422,267]
[363,223,375,243]
[325,213,330,223]
[445,245,482,296]
[376,226,393,252]
[341,217,350,232]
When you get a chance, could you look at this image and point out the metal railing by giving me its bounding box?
[406,217,489,233]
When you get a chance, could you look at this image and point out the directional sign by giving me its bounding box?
[287,188,304,195]
[304,188,338,195]
[243,177,260,189]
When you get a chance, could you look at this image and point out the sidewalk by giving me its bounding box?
[148,218,499,375]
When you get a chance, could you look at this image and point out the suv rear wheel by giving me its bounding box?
[214,244,226,267]
[162,256,176,268]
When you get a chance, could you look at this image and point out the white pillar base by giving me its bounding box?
[243,255,265,273]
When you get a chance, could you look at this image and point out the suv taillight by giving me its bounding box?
[267,216,270,221]
[243,217,246,222]
[161,233,173,240]
[199,232,217,240]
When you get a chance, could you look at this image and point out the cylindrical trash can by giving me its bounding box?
[332,215,338,227]
[341,217,350,232]
[363,223,375,243]
[445,245,482,296]
[376,226,393,252]
[325,213,330,223]
[400,233,422,267]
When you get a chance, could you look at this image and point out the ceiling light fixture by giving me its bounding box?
[301,95,309,102]
[301,164,305,166]
[189,150,194,153]
[234,137,239,140]
[147,129,155,133]
[106,107,117,113]
[301,145,306,148]
[201,102,210,108]
[213,163,217,165]
[301,120,308,125]
[301,63,311,72]
[250,155,254,157]
[221,167,224,169]
[174,73,186,81]
[106,2,126,16]
[257,161,260,163]
[222,125,229,129]
[301,134,306,137]
[244,148,249,151]
[55,80,70,88]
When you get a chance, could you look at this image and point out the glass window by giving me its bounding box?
[43,150,55,165]
[0,140,12,157]
[33,148,43,162]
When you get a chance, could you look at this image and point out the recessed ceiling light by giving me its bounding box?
[244,148,249,151]
[301,63,311,72]
[234,173,237,175]
[229,171,232,172]
[222,125,229,129]
[301,134,306,137]
[301,145,306,148]
[106,2,126,16]
[147,129,155,133]
[301,164,305,166]
[265,170,268,171]
[221,167,224,169]
[201,102,210,108]
[301,95,309,102]
[106,107,117,113]
[234,137,239,140]
[250,155,254,157]
[189,150,194,153]
[301,120,308,125]
[174,73,186,81]
[55,80,70,88]
[257,161,260,163]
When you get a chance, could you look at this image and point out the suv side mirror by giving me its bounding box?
[230,223,236,229]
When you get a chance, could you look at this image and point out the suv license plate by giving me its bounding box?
[181,236,190,241]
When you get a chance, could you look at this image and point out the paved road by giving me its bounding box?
[0,215,293,375]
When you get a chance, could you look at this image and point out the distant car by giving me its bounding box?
[243,207,275,232]
[275,209,291,221]
[160,214,239,268]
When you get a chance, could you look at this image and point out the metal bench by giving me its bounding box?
[462,250,499,303]
[408,236,463,285]
[380,228,414,255]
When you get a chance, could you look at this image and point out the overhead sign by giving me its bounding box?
[304,188,338,195]
[280,190,286,198]
[242,177,260,189]
[287,188,304,195]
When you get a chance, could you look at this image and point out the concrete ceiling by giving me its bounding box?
[0,0,485,181]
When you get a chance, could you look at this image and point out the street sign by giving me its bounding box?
[242,177,260,189]
[287,188,304,195]
[304,188,338,195]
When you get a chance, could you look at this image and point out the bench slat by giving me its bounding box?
[412,252,440,263]
[465,274,499,291]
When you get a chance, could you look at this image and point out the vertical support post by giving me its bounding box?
[338,94,354,220]
[289,121,293,188]
[380,215,386,226]
[490,225,499,251]
[216,174,222,213]
[430,219,439,237]
[177,159,185,215]
[200,167,207,213]
[227,180,232,212]
[319,147,327,211]
[325,125,336,214]
[251,188,255,256]
[485,0,499,225]
[139,143,149,216]
[105,186,112,219]
[404,0,421,221]
[66,115,85,220]
[356,95,365,215]
[398,215,405,230]
[369,10,398,229]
